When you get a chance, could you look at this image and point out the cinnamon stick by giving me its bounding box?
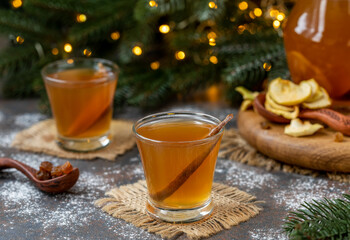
[149,114,234,202]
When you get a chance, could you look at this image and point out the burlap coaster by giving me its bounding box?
[219,129,350,183]
[95,180,262,240]
[11,119,135,161]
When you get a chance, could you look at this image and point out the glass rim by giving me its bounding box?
[41,58,119,85]
[132,111,224,145]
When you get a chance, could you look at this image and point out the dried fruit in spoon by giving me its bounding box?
[36,161,74,180]
[284,118,323,137]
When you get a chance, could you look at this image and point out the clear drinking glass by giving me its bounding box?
[42,58,118,152]
[133,112,224,222]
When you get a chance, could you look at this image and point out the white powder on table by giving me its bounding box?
[14,113,45,127]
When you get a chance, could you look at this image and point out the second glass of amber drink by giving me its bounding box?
[42,58,118,152]
[133,112,224,222]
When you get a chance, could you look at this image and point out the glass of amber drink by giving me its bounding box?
[42,58,118,152]
[133,112,224,222]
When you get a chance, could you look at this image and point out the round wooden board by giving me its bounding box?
[237,110,350,172]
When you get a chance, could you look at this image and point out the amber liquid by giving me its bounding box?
[136,120,222,209]
[284,0,350,98]
[45,68,117,138]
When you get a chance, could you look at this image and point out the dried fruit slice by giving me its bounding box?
[302,79,322,102]
[240,99,253,111]
[265,101,299,120]
[266,93,294,112]
[235,86,259,100]
[269,78,312,106]
[302,87,331,109]
[284,118,323,137]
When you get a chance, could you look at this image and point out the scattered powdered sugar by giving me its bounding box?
[273,177,347,210]
[14,113,45,127]
[249,228,288,240]
[0,131,17,148]
[218,159,279,190]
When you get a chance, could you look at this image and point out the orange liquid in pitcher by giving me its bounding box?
[136,120,222,209]
[284,0,350,98]
[45,68,117,138]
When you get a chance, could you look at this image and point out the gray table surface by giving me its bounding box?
[0,99,348,240]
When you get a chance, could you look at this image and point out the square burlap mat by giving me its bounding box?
[11,119,135,161]
[95,180,262,239]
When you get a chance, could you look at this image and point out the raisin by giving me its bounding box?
[260,121,271,130]
[60,161,73,174]
[51,166,64,178]
[334,132,344,142]
[36,169,51,180]
[39,161,53,172]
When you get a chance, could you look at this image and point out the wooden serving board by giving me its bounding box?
[237,110,350,172]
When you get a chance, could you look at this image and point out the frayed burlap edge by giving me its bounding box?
[219,129,350,183]
[95,180,262,240]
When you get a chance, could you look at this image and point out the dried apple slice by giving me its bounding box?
[235,86,259,100]
[265,101,299,120]
[240,99,253,111]
[284,118,323,137]
[269,78,312,106]
[302,79,322,102]
[302,87,331,109]
[266,93,294,112]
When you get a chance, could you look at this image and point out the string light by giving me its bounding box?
[150,61,160,70]
[64,43,73,53]
[132,46,142,56]
[11,0,22,8]
[67,59,74,64]
[149,0,158,7]
[83,48,92,57]
[209,38,216,46]
[273,20,281,29]
[270,9,279,17]
[76,14,87,23]
[208,1,216,9]
[209,56,218,64]
[207,32,217,39]
[159,24,170,34]
[254,8,262,17]
[237,25,245,34]
[277,13,285,21]
[249,11,256,19]
[51,48,59,55]
[175,51,185,60]
[238,1,248,11]
[110,31,120,40]
[263,62,272,71]
[15,36,24,44]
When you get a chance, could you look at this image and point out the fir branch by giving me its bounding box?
[284,194,350,240]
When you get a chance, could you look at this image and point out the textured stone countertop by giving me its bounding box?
[0,99,348,240]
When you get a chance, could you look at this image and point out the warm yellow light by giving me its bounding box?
[83,49,92,57]
[237,25,245,34]
[110,31,120,40]
[150,61,160,70]
[149,0,158,7]
[270,9,279,17]
[51,48,59,55]
[159,24,170,34]
[64,43,73,53]
[277,13,285,21]
[76,14,87,23]
[209,38,216,46]
[273,20,281,29]
[175,51,185,60]
[132,46,142,56]
[15,36,24,44]
[207,32,217,39]
[208,1,216,8]
[263,62,272,71]
[254,8,262,17]
[238,1,248,11]
[209,56,218,64]
[67,59,74,64]
[249,11,256,19]
[12,0,22,8]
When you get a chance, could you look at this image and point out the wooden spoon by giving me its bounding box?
[253,93,350,136]
[0,158,79,193]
